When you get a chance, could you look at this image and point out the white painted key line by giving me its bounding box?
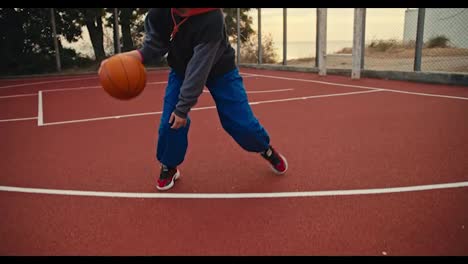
[0,75,257,99]
[0,181,467,199]
[0,117,37,123]
[0,81,168,99]
[203,88,294,94]
[0,73,254,90]
[39,90,381,126]
[0,88,286,124]
[38,91,43,126]
[0,76,99,89]
[241,72,468,100]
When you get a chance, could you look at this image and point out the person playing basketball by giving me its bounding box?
[100,8,288,191]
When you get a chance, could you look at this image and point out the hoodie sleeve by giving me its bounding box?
[173,10,225,119]
[138,8,170,64]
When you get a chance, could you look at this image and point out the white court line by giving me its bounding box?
[240,73,259,77]
[0,181,466,199]
[248,90,382,105]
[0,117,38,123]
[3,76,253,97]
[42,81,168,93]
[242,72,468,100]
[383,89,468,100]
[41,90,381,126]
[0,73,253,95]
[38,91,43,126]
[203,88,294,94]
[43,111,165,126]
[41,105,218,126]
[242,73,379,90]
[0,74,271,98]
[0,81,168,99]
[0,76,98,89]
[0,93,37,99]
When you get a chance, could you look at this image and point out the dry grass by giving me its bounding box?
[365,47,468,58]
[334,39,468,58]
[285,57,316,64]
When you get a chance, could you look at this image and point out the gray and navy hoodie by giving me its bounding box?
[138,8,236,118]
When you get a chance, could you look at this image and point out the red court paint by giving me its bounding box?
[0,67,467,255]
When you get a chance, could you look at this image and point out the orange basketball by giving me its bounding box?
[99,54,147,100]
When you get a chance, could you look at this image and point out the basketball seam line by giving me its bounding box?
[103,67,124,99]
[136,61,144,95]
[118,56,131,96]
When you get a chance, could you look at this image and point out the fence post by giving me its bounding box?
[352,8,364,79]
[315,9,319,68]
[283,8,287,65]
[50,8,61,72]
[237,8,241,65]
[258,8,262,64]
[414,8,425,72]
[361,8,366,70]
[317,8,327,76]
[113,8,121,54]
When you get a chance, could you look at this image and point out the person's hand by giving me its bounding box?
[98,51,142,74]
[169,112,187,129]
[98,57,109,75]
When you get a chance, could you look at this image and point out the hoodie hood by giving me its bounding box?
[172,8,219,17]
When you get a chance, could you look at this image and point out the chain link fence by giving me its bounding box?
[364,8,411,72]
[418,8,468,73]
[244,8,468,76]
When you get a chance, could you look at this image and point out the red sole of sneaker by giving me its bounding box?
[156,170,180,191]
[271,154,288,175]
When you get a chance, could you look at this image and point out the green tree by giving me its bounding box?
[0,8,84,75]
[222,8,255,43]
[76,8,106,61]
[105,8,149,52]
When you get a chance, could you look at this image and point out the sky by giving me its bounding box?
[251,8,408,42]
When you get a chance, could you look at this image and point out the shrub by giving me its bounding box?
[426,35,450,48]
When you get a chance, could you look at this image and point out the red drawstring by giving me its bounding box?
[170,8,190,41]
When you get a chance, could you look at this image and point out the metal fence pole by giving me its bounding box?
[114,8,121,54]
[237,8,241,65]
[414,8,426,72]
[258,8,262,64]
[50,8,61,72]
[315,8,319,68]
[352,8,364,79]
[283,8,287,65]
[317,8,327,76]
[361,8,366,70]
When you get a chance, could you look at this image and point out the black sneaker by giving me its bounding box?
[261,146,288,175]
[156,165,180,191]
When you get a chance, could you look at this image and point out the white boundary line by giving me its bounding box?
[41,90,381,126]
[0,76,98,89]
[241,73,379,90]
[38,91,43,126]
[383,89,468,100]
[0,117,38,123]
[0,76,256,98]
[0,81,168,99]
[42,81,168,93]
[0,72,253,91]
[242,72,468,100]
[3,72,467,100]
[0,181,466,199]
[203,88,294,94]
[0,93,37,99]
[0,79,260,99]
